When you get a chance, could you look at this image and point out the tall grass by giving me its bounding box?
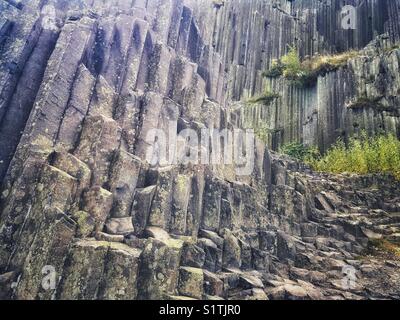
[264,46,360,87]
[307,134,400,180]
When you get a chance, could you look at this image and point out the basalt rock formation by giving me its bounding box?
[0,0,399,300]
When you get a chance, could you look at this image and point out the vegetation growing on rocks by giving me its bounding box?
[306,134,400,180]
[264,46,360,87]
[247,89,280,106]
[366,239,400,260]
[280,142,320,162]
[347,96,397,113]
[280,134,400,180]
[262,60,284,78]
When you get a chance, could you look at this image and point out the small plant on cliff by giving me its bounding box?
[347,96,397,113]
[247,90,280,106]
[268,46,317,87]
[306,50,359,74]
[347,96,383,110]
[262,60,284,78]
[366,239,400,259]
[280,142,320,162]
[307,133,400,180]
[280,46,305,80]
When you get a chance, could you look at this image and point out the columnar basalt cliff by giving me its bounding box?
[0,0,399,300]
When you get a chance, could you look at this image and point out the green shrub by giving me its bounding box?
[262,60,284,78]
[280,46,305,80]
[308,134,400,180]
[280,142,320,162]
[263,46,316,87]
[247,90,280,106]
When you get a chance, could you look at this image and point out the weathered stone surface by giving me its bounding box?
[105,217,134,236]
[15,210,76,300]
[170,174,192,234]
[177,267,204,299]
[0,26,59,179]
[59,240,141,300]
[203,270,224,297]
[59,240,109,300]
[3,17,95,181]
[74,115,121,186]
[0,271,16,300]
[201,176,223,231]
[131,185,157,235]
[186,172,205,237]
[57,64,96,150]
[147,167,175,229]
[222,230,241,269]
[238,273,264,290]
[95,232,124,243]
[197,237,222,273]
[180,242,205,268]
[137,238,183,300]
[108,151,142,218]
[134,92,164,159]
[3,164,78,274]
[98,243,141,300]
[276,232,297,262]
[82,187,113,232]
[52,151,91,195]
[230,288,269,300]
[71,210,95,238]
[0,0,400,302]
[88,76,116,118]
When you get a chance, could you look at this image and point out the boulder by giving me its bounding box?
[180,242,206,268]
[178,267,204,299]
[105,217,135,235]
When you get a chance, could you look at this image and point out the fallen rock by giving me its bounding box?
[180,242,206,268]
[178,267,204,299]
[105,217,134,235]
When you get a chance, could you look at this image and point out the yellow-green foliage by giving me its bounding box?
[367,239,400,259]
[281,46,303,77]
[308,134,400,180]
[264,46,360,87]
[304,50,359,73]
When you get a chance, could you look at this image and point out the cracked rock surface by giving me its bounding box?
[0,0,399,300]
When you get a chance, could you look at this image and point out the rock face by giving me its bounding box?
[0,0,399,300]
